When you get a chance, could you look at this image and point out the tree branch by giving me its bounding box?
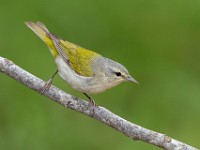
[0,56,198,150]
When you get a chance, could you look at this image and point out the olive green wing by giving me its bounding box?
[51,35,101,77]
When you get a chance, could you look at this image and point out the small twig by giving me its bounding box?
[0,56,198,150]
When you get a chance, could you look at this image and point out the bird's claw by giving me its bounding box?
[41,79,52,95]
[89,98,98,107]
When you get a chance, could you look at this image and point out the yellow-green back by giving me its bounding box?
[60,40,101,77]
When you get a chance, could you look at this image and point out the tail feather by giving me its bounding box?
[25,21,49,42]
[25,21,58,57]
[36,22,49,32]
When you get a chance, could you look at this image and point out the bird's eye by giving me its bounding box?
[115,72,121,76]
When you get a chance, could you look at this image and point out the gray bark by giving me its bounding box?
[0,56,198,150]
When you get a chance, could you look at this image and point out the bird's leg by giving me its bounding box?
[83,93,97,107]
[41,70,58,94]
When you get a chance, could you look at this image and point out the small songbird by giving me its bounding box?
[25,21,138,105]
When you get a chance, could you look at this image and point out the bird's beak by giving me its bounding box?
[126,76,139,84]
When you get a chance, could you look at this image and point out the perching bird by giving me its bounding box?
[25,21,138,105]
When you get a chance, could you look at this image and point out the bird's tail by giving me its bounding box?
[25,21,58,57]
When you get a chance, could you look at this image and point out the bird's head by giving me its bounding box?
[93,57,138,87]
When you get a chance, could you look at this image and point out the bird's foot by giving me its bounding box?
[83,93,98,117]
[88,98,98,117]
[41,70,58,95]
[83,93,98,107]
[89,98,98,107]
[41,79,52,95]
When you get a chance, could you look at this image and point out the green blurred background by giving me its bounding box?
[0,0,200,149]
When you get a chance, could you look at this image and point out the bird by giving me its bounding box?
[25,21,138,106]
